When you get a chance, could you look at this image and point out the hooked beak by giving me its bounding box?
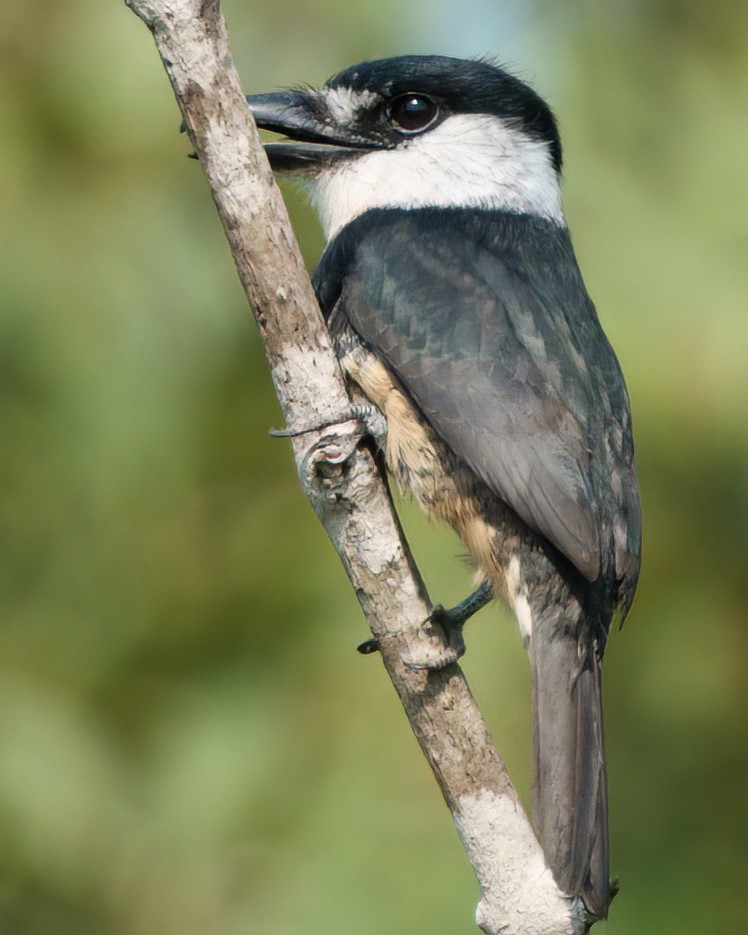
[247,90,374,172]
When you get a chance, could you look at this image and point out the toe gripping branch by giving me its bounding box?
[270,403,386,446]
[358,579,493,669]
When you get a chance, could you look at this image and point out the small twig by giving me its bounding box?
[123,2,585,932]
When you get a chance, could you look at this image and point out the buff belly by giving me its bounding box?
[340,339,513,596]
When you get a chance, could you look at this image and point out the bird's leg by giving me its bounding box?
[438,578,495,627]
[358,580,493,669]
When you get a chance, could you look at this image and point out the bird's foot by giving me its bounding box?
[402,603,468,670]
[359,581,493,670]
[270,403,385,445]
[350,403,387,447]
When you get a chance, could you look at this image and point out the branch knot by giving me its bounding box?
[301,426,361,497]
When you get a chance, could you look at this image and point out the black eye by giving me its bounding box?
[387,93,438,133]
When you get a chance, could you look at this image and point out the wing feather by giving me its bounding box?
[315,209,637,584]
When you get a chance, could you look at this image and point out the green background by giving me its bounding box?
[1,1,746,932]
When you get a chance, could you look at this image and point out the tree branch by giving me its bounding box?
[123,2,585,932]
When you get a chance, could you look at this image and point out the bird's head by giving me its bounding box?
[248,55,564,239]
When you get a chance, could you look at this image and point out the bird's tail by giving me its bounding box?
[530,623,610,921]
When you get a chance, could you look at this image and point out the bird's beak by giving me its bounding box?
[247,90,373,172]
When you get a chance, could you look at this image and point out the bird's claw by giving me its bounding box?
[350,403,387,447]
[402,603,467,670]
[357,637,380,655]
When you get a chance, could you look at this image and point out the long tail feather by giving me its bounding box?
[531,627,610,919]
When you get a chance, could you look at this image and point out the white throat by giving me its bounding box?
[310,113,565,241]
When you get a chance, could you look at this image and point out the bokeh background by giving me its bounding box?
[1,1,747,932]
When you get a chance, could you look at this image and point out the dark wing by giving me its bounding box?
[315,208,639,585]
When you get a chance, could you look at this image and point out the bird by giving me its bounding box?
[246,55,641,922]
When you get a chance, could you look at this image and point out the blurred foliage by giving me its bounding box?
[0,1,746,933]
